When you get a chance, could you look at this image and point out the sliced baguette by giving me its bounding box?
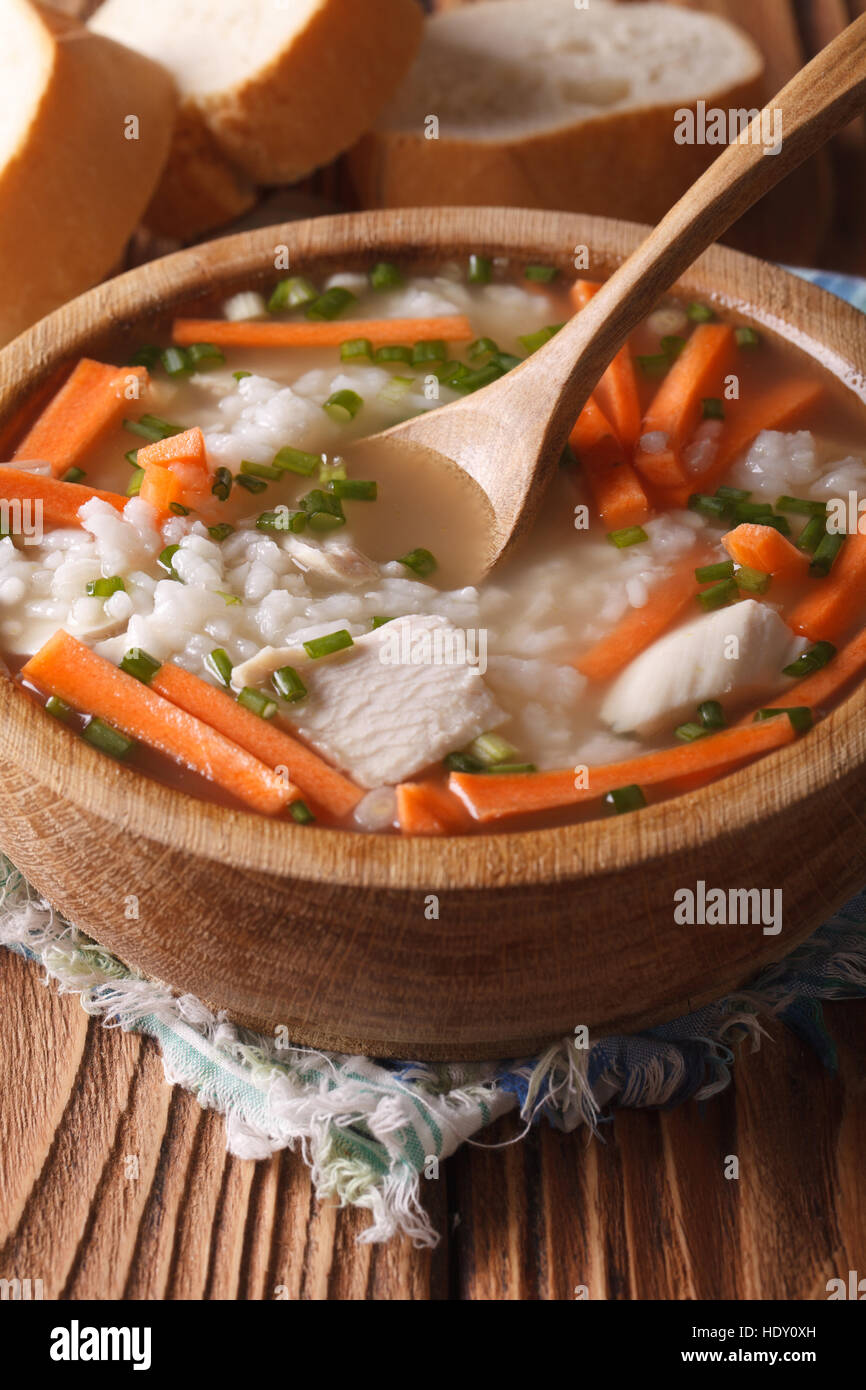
[349,0,764,222]
[90,0,424,238]
[0,1,176,346]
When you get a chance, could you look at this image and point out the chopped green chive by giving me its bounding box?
[273,445,321,476]
[752,514,792,537]
[450,361,504,394]
[687,301,715,322]
[300,489,345,531]
[702,397,725,420]
[783,641,836,679]
[211,466,232,502]
[86,576,125,598]
[187,342,225,369]
[62,467,86,484]
[660,334,687,360]
[237,686,278,720]
[83,718,135,758]
[241,458,282,480]
[489,763,537,774]
[754,706,813,734]
[120,648,161,684]
[256,508,306,534]
[323,388,363,422]
[330,478,377,501]
[689,493,730,522]
[217,591,241,607]
[467,254,492,284]
[735,566,771,594]
[675,721,709,742]
[468,336,499,361]
[397,547,437,578]
[306,287,356,321]
[374,345,413,364]
[268,276,317,313]
[272,666,307,702]
[796,515,827,556]
[233,370,252,381]
[735,326,760,348]
[126,469,144,497]
[809,531,846,576]
[444,751,484,773]
[157,544,180,576]
[430,360,469,386]
[466,732,517,767]
[491,351,522,372]
[303,629,353,659]
[340,338,373,361]
[369,261,403,291]
[125,449,140,468]
[127,345,161,370]
[235,474,268,494]
[370,616,395,630]
[518,324,563,354]
[607,525,648,549]
[319,460,347,484]
[604,784,647,814]
[124,414,186,443]
[45,695,72,721]
[525,264,558,283]
[169,502,190,517]
[695,560,735,583]
[208,522,235,542]
[290,800,316,824]
[636,353,671,377]
[411,339,447,364]
[733,500,773,521]
[697,577,739,611]
[716,485,751,502]
[205,648,233,687]
[775,495,827,516]
[378,375,415,403]
[699,700,726,730]
[161,346,193,377]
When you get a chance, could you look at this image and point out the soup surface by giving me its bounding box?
[2,258,866,834]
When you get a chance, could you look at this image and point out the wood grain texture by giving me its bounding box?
[1,947,862,1300]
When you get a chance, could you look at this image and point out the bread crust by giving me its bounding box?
[0,4,176,345]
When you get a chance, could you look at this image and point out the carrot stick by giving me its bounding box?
[137,426,211,515]
[569,396,649,529]
[150,662,363,819]
[760,623,866,713]
[634,323,735,488]
[450,718,797,823]
[787,533,866,641]
[21,631,291,816]
[0,468,126,528]
[0,363,73,459]
[570,280,642,447]
[13,359,148,478]
[396,780,473,835]
[574,552,706,681]
[658,378,824,508]
[722,522,810,582]
[172,316,474,350]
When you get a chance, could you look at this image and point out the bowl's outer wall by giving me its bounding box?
[1,208,865,1059]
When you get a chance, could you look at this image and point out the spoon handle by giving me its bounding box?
[517,12,866,460]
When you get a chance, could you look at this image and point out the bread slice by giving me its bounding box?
[0,1,176,346]
[89,0,424,238]
[349,0,764,223]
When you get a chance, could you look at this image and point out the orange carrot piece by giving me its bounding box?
[0,363,73,459]
[0,468,126,528]
[634,323,735,488]
[137,426,211,516]
[172,316,474,350]
[722,522,810,582]
[13,359,148,478]
[760,623,866,713]
[787,533,866,641]
[450,718,797,823]
[21,631,291,816]
[396,780,473,835]
[570,279,642,447]
[150,662,363,820]
[574,553,705,681]
[569,397,649,529]
[658,378,825,508]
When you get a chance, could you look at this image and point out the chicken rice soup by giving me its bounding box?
[3,258,866,834]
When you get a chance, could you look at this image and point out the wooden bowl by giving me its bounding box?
[1,208,865,1061]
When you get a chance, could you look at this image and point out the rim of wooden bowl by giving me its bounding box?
[1,207,865,894]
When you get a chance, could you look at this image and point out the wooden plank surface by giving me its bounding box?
[6,0,864,1301]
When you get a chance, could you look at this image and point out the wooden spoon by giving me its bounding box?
[354,14,866,584]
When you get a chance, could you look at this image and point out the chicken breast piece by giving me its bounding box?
[274,613,505,788]
[601,599,808,735]
[284,538,379,586]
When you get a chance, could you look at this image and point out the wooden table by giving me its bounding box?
[3,0,864,1302]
